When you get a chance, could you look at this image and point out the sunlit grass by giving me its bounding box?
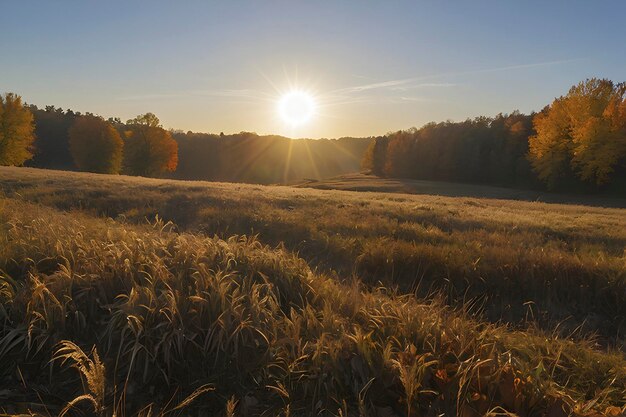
[2,167,624,341]
[0,166,625,415]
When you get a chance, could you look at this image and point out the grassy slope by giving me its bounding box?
[1,194,625,416]
[0,166,625,414]
[1,167,624,341]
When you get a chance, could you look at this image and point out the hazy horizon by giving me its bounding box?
[3,1,626,138]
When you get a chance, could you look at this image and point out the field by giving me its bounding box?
[1,166,625,416]
[297,174,626,208]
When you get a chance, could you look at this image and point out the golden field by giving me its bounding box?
[0,166,625,416]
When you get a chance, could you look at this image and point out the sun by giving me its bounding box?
[277,90,316,126]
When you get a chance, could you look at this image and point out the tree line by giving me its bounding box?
[0,94,370,183]
[2,78,625,190]
[172,131,371,183]
[0,93,178,176]
[362,78,626,191]
[362,111,536,187]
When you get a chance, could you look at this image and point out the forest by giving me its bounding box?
[1,99,369,184]
[362,79,626,193]
[172,132,371,183]
[1,78,625,192]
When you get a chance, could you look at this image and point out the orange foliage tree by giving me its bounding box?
[529,78,626,187]
[69,115,124,174]
[361,136,388,175]
[123,113,178,177]
[0,93,35,166]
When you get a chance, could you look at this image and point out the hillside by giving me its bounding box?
[0,166,625,416]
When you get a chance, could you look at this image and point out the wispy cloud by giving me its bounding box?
[334,58,581,96]
[333,78,459,95]
[339,79,417,93]
[349,73,376,80]
[118,88,273,102]
[335,78,453,95]
[117,59,581,107]
[117,93,187,101]
[194,89,272,100]
[390,82,457,91]
[398,96,430,102]
[456,58,583,76]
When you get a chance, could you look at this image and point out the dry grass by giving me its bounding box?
[0,196,625,416]
[1,167,624,343]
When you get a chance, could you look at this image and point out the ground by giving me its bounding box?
[0,166,624,416]
[296,173,626,208]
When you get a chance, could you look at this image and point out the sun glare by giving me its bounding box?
[277,90,316,126]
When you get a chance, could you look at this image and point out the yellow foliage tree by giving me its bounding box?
[69,115,123,174]
[0,93,35,166]
[529,79,626,187]
[123,113,178,177]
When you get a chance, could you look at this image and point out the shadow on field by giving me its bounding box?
[298,173,626,208]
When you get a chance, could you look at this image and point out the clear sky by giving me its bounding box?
[2,1,625,138]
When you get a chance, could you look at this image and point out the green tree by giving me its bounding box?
[0,93,35,166]
[123,113,178,177]
[69,115,123,174]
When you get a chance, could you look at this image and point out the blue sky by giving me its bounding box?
[2,1,625,138]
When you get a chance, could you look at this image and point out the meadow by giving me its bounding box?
[0,166,625,416]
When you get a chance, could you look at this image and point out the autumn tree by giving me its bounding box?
[529,78,626,187]
[0,93,35,166]
[69,115,123,174]
[123,113,178,177]
[384,129,415,178]
[361,136,388,175]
